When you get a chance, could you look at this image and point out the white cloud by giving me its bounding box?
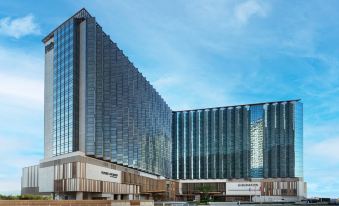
[0,40,43,195]
[306,137,339,163]
[0,46,43,75]
[154,76,181,90]
[234,0,268,25]
[0,135,43,195]
[0,178,21,195]
[0,14,40,38]
[0,73,43,105]
[0,46,44,109]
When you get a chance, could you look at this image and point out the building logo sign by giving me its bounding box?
[238,183,259,187]
[101,171,118,178]
[226,182,261,195]
[86,164,121,183]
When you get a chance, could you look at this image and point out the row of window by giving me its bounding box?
[52,19,75,157]
[85,27,172,177]
[173,102,302,179]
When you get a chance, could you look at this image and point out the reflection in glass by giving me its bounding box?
[250,105,264,178]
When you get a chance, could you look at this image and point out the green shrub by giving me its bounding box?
[0,194,51,200]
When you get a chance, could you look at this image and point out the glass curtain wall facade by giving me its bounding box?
[44,9,303,181]
[172,100,303,179]
[83,15,172,177]
[294,102,303,177]
[43,9,172,178]
[51,11,91,156]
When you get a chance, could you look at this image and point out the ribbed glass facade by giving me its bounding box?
[48,9,91,157]
[172,100,303,179]
[45,9,303,180]
[52,18,78,156]
[44,9,172,178]
[294,102,303,177]
[84,17,172,177]
[250,105,264,177]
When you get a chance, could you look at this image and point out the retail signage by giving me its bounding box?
[226,182,261,195]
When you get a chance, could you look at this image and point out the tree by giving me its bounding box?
[198,184,212,203]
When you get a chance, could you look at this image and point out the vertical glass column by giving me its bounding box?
[250,105,264,177]
[263,104,269,178]
[226,107,234,178]
[53,20,75,156]
[199,111,206,179]
[217,109,224,179]
[242,106,250,178]
[234,106,242,178]
[294,102,303,177]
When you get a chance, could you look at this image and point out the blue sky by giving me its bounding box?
[0,0,338,198]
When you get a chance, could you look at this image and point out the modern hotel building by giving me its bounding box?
[21,8,306,202]
[172,101,303,180]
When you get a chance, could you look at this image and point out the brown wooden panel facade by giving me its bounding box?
[121,172,177,200]
[54,178,138,194]
[261,179,298,196]
[40,156,178,199]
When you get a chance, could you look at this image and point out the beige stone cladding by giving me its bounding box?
[21,165,39,195]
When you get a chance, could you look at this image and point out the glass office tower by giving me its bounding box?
[43,9,172,178]
[172,100,303,179]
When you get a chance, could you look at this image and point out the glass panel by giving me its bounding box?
[250,105,264,178]
[52,19,75,157]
